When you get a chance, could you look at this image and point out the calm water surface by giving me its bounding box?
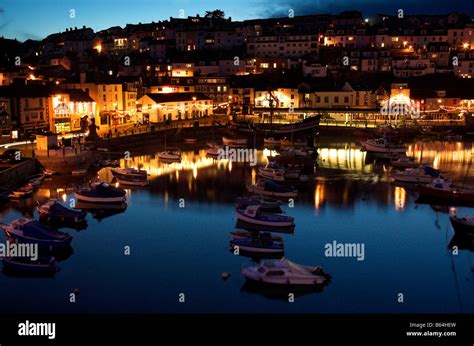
[1,139,474,313]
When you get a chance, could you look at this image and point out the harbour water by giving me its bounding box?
[0,139,473,313]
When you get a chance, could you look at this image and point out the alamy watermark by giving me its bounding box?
[217,146,257,166]
[324,240,365,261]
[380,95,420,120]
[0,241,38,261]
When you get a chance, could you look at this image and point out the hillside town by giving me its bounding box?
[0,9,474,140]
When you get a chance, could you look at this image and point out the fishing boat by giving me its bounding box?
[241,258,331,286]
[75,183,127,203]
[38,200,87,224]
[230,238,284,255]
[1,218,73,250]
[236,205,295,228]
[235,196,283,213]
[2,256,59,275]
[246,180,298,198]
[71,169,88,177]
[450,215,474,236]
[230,230,283,243]
[111,168,148,186]
[390,156,419,168]
[263,137,281,146]
[222,137,247,147]
[391,166,441,184]
[361,138,406,154]
[158,150,181,163]
[417,178,474,204]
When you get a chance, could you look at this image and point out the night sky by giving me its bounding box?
[0,0,473,41]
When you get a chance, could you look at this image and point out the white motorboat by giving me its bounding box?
[391,166,441,184]
[246,180,298,198]
[362,138,406,154]
[236,205,294,227]
[222,137,247,147]
[241,258,331,286]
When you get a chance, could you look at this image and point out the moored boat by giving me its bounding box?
[111,168,148,186]
[246,180,298,198]
[9,184,34,200]
[361,138,406,154]
[450,215,474,236]
[158,150,181,163]
[230,238,284,255]
[235,196,283,213]
[75,183,127,203]
[391,166,440,184]
[230,230,283,243]
[2,256,59,274]
[241,258,331,286]
[417,178,474,204]
[390,156,419,168]
[38,200,87,224]
[236,205,295,228]
[263,137,281,146]
[222,137,247,147]
[1,218,73,250]
[71,169,88,177]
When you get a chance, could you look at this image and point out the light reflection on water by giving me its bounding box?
[0,139,473,313]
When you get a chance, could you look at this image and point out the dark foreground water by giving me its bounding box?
[0,139,473,313]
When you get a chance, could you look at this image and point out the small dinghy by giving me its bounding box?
[241,258,331,286]
[71,169,88,177]
[390,156,418,168]
[111,168,148,186]
[2,256,59,275]
[222,137,247,148]
[236,205,295,228]
[246,180,298,199]
[1,218,73,250]
[158,150,181,163]
[230,230,283,243]
[264,137,281,146]
[450,215,474,236]
[235,196,283,213]
[75,182,127,203]
[38,200,87,224]
[42,169,56,176]
[184,138,197,144]
[230,238,284,255]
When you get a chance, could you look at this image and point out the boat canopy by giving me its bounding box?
[49,202,86,218]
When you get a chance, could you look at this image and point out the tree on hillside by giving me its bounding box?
[204,10,225,19]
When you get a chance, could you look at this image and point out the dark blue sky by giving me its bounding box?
[1,0,473,41]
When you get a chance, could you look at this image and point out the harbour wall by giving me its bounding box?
[0,159,39,190]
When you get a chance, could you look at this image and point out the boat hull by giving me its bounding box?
[236,210,294,227]
[417,185,474,204]
[74,193,126,203]
[450,217,474,236]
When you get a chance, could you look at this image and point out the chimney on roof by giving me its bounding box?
[83,25,86,29]
[74,27,77,30]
